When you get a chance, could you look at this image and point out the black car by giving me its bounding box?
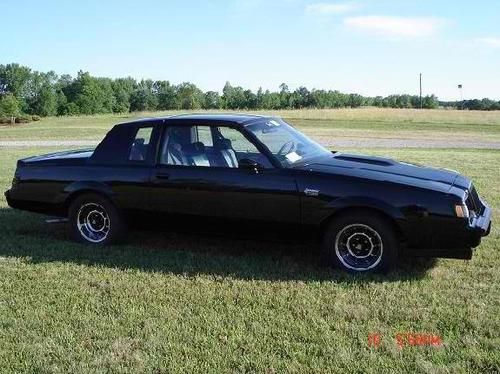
[5,114,492,273]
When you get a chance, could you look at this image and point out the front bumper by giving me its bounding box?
[404,198,492,260]
[467,200,492,247]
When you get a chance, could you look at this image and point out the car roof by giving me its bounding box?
[117,113,274,127]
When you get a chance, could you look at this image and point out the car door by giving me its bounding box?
[149,122,300,223]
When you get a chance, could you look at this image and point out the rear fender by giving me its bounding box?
[59,181,116,206]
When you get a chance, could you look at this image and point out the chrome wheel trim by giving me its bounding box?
[334,223,383,271]
[346,232,373,259]
[77,203,110,243]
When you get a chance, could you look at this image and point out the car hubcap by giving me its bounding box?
[77,203,110,243]
[335,224,383,271]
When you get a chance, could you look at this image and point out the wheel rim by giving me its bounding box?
[77,203,110,243]
[334,223,383,271]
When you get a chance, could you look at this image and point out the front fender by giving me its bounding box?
[324,196,405,222]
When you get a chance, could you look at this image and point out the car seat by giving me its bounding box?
[185,142,210,166]
[219,138,238,168]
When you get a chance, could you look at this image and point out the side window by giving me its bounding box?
[196,126,213,147]
[218,127,259,153]
[216,127,273,168]
[129,126,153,161]
[160,125,272,168]
[160,125,208,167]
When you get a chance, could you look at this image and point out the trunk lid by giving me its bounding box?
[19,149,94,167]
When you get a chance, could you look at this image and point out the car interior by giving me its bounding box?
[129,127,153,162]
[160,125,271,168]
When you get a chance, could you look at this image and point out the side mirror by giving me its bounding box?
[238,158,261,173]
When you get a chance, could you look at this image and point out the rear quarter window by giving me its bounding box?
[129,127,153,162]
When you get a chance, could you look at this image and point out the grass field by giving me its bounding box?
[0,109,499,373]
[1,108,500,145]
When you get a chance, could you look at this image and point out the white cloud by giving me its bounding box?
[344,16,446,39]
[306,2,358,15]
[475,37,500,48]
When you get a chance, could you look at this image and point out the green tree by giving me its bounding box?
[0,63,32,111]
[72,71,102,114]
[291,87,311,109]
[111,77,136,113]
[222,82,247,109]
[63,102,80,116]
[70,71,116,114]
[256,87,264,108]
[130,80,158,111]
[349,93,364,108]
[97,78,116,113]
[203,91,222,109]
[31,84,57,116]
[422,95,438,109]
[279,83,291,109]
[0,94,21,120]
[10,61,500,115]
[176,82,203,110]
[244,90,257,109]
[156,81,178,110]
[26,71,58,116]
[372,96,383,107]
[261,90,281,109]
[130,90,151,111]
[55,90,68,115]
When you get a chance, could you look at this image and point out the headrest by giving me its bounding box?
[220,138,232,149]
[184,142,205,154]
[169,142,182,151]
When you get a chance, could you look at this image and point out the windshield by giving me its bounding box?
[245,118,331,167]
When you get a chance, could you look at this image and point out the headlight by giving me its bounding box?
[455,203,469,218]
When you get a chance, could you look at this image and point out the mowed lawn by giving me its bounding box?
[0,143,499,372]
[1,108,500,144]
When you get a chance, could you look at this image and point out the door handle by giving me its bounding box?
[155,173,170,180]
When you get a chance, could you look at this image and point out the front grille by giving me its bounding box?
[465,185,484,216]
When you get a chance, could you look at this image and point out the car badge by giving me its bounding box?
[304,188,320,196]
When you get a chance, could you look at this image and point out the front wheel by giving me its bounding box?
[68,193,126,245]
[322,212,398,273]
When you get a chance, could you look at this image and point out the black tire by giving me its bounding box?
[68,193,126,245]
[322,211,398,273]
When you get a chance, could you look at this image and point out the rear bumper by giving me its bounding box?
[4,189,19,209]
[5,189,65,216]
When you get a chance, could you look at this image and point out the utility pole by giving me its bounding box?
[419,73,423,109]
[458,84,463,110]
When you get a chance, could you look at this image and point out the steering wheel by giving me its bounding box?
[276,140,296,158]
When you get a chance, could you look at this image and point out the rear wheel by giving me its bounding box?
[68,193,126,245]
[322,212,398,273]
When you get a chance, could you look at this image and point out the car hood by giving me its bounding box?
[302,152,466,193]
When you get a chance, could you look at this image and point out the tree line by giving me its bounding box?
[440,99,500,111]
[0,63,497,119]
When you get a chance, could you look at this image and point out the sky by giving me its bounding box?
[1,0,499,100]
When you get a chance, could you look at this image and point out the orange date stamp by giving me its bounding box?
[368,333,442,348]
